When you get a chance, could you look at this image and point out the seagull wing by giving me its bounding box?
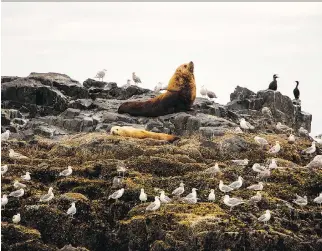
[146,201,156,211]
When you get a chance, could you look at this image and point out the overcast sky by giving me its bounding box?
[1,2,322,134]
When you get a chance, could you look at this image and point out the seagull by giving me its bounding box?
[112,176,123,188]
[268,141,281,154]
[257,169,271,180]
[231,159,249,166]
[261,107,273,118]
[132,72,142,85]
[268,74,279,91]
[94,69,107,81]
[9,149,28,160]
[249,191,262,205]
[14,180,26,189]
[59,166,73,177]
[299,127,309,137]
[39,187,54,203]
[228,176,243,190]
[208,189,216,202]
[258,210,271,224]
[8,188,24,199]
[293,194,308,208]
[223,195,245,211]
[67,202,76,218]
[116,161,127,177]
[146,196,161,211]
[108,188,125,202]
[21,171,31,181]
[200,85,207,98]
[254,136,269,149]
[1,195,8,210]
[219,180,233,193]
[247,182,264,191]
[240,118,255,130]
[302,142,316,155]
[288,134,296,144]
[207,90,217,101]
[185,188,198,200]
[204,163,221,178]
[1,130,10,141]
[276,122,292,132]
[1,165,8,176]
[182,195,198,204]
[12,213,21,224]
[313,193,322,207]
[268,159,278,169]
[252,163,266,173]
[172,182,185,197]
[313,137,322,145]
[160,190,172,204]
[139,188,147,203]
[306,155,322,168]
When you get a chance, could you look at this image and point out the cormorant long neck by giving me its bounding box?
[296,82,299,87]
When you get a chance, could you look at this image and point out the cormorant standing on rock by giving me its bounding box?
[293,81,300,100]
[268,74,279,91]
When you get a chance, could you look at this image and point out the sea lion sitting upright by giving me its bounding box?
[118,61,196,117]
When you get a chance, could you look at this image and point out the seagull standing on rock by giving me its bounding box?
[206,90,218,101]
[261,107,273,118]
[1,130,10,141]
[269,159,278,169]
[231,159,249,166]
[59,166,73,177]
[249,191,262,205]
[313,193,322,207]
[247,182,264,191]
[9,149,28,161]
[21,172,31,181]
[67,202,77,218]
[288,134,296,144]
[108,188,125,202]
[302,142,316,155]
[254,136,269,149]
[293,195,308,208]
[146,196,161,211]
[94,69,107,81]
[39,187,54,203]
[1,195,8,210]
[132,72,142,85]
[9,188,24,199]
[172,182,185,197]
[12,213,21,224]
[223,195,245,211]
[160,190,172,204]
[219,180,233,193]
[258,210,271,224]
[204,163,221,178]
[299,127,309,137]
[200,85,207,98]
[240,118,255,130]
[228,176,243,190]
[276,122,292,133]
[208,189,216,202]
[14,180,26,189]
[1,165,8,176]
[252,163,266,174]
[139,188,147,203]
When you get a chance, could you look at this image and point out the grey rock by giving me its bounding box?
[60,108,81,119]
[83,78,108,89]
[230,86,256,101]
[221,136,249,153]
[1,76,20,83]
[68,99,97,110]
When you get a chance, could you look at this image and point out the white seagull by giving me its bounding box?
[14,180,26,189]
[21,171,31,181]
[261,107,273,118]
[200,85,207,98]
[234,127,243,134]
[293,194,308,207]
[1,194,8,210]
[67,202,77,218]
[288,134,296,144]
[254,136,269,148]
[313,193,322,207]
[9,188,24,199]
[185,188,198,200]
[257,168,271,180]
[228,176,243,190]
[160,190,172,204]
[9,149,28,160]
[268,141,281,154]
[299,127,309,137]
[252,163,266,173]
[268,159,278,169]
[223,195,245,211]
[59,166,73,177]
[12,213,21,224]
[39,187,54,203]
[302,142,316,155]
[208,189,216,202]
[247,182,264,191]
[116,161,127,177]
[1,130,10,141]
[108,188,125,202]
[219,180,233,193]
[132,72,142,85]
[172,182,185,197]
[249,191,262,205]
[276,122,292,132]
[240,118,255,130]
[204,163,221,178]
[231,159,249,166]
[146,196,161,211]
[94,69,107,81]
[139,188,147,203]
[1,165,8,176]
[258,210,271,224]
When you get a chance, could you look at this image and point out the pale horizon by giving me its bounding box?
[1,2,322,134]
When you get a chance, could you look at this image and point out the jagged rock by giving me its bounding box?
[68,99,97,110]
[1,76,20,83]
[28,72,88,99]
[83,78,108,89]
[230,86,256,101]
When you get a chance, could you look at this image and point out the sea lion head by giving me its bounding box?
[176,61,194,75]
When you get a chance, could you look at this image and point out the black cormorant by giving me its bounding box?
[268,74,279,91]
[293,81,300,100]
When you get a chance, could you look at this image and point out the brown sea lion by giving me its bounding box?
[110,126,179,143]
[118,61,196,117]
